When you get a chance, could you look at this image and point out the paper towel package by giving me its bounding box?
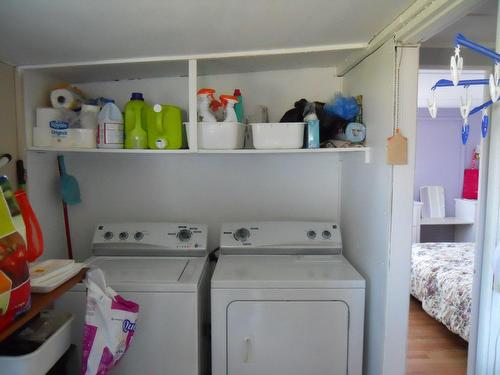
[34,108,95,148]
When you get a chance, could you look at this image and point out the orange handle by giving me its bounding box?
[15,190,43,262]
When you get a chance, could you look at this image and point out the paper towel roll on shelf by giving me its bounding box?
[50,86,85,110]
[335,122,366,143]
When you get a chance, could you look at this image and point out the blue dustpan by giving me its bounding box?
[57,155,81,205]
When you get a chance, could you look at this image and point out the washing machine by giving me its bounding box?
[55,222,211,375]
[211,221,365,375]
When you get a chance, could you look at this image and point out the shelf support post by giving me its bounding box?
[188,59,198,152]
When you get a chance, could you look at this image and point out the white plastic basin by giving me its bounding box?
[187,122,246,150]
[251,122,305,149]
[0,312,73,375]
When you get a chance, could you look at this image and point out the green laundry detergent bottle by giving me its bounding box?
[125,92,148,149]
[146,104,184,149]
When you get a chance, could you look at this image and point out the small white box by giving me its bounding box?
[250,122,305,149]
[420,186,445,218]
[455,198,477,221]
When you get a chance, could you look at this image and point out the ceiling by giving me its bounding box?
[423,0,497,48]
[0,0,417,66]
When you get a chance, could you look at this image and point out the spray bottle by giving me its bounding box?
[220,95,239,122]
[233,89,244,123]
[197,88,217,122]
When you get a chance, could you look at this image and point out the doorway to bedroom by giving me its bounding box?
[407,1,497,374]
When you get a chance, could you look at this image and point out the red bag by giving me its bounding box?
[463,169,479,200]
[0,178,31,331]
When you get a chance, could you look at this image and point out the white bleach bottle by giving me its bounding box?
[97,100,124,149]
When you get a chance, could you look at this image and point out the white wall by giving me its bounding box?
[475,8,500,374]
[341,40,395,375]
[0,61,18,185]
[75,66,338,122]
[198,67,338,122]
[25,67,344,260]
[29,152,342,260]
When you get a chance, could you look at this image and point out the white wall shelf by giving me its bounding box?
[420,217,474,225]
[27,146,371,161]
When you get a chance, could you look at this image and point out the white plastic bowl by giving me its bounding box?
[251,122,305,149]
[187,122,246,150]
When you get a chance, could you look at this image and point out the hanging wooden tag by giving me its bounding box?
[387,128,408,165]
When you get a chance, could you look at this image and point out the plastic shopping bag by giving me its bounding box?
[0,178,31,331]
[82,268,139,375]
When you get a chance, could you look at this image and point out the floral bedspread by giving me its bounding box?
[411,242,474,341]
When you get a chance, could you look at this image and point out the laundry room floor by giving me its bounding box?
[406,297,468,375]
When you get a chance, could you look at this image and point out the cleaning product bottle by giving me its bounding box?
[126,108,148,149]
[97,100,124,149]
[220,95,239,122]
[197,88,217,122]
[125,92,148,149]
[79,104,99,129]
[303,101,320,149]
[209,98,224,121]
[233,89,244,123]
[146,104,183,150]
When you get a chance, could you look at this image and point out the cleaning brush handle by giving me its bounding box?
[57,155,66,174]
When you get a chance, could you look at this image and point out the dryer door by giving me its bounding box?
[227,300,348,375]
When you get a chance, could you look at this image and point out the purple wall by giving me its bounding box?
[414,108,481,217]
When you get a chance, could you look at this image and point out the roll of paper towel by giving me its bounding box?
[50,87,85,110]
[335,122,366,143]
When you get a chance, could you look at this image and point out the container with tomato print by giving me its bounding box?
[0,177,31,331]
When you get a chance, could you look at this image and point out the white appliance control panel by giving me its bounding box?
[92,223,208,256]
[220,221,342,255]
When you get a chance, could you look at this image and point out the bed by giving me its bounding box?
[411,242,475,341]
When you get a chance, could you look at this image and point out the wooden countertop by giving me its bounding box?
[0,268,87,343]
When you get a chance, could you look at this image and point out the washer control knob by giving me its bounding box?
[234,228,251,242]
[177,229,192,242]
[134,231,144,241]
[119,231,129,240]
[104,231,113,240]
[307,230,317,239]
[322,230,332,239]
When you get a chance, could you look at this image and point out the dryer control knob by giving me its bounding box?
[322,230,332,239]
[104,231,113,240]
[177,229,192,242]
[234,228,251,242]
[134,231,144,241]
[307,230,317,239]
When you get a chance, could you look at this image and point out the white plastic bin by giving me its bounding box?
[0,311,74,375]
[187,122,245,150]
[250,122,305,149]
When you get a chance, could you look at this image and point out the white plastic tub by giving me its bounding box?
[0,311,73,375]
[187,122,246,150]
[251,122,305,149]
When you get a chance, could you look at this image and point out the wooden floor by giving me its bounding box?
[406,297,468,375]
